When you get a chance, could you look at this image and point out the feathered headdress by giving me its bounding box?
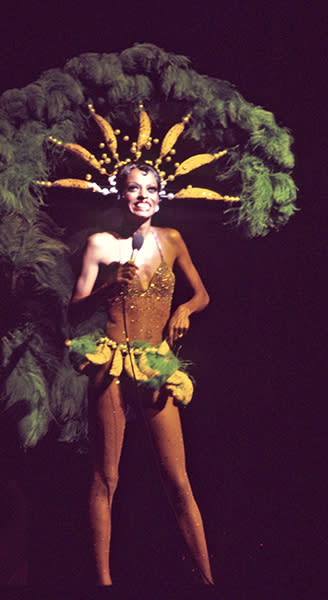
[0,43,297,448]
[37,103,238,203]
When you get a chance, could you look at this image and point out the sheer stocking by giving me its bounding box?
[89,377,126,585]
[143,394,214,584]
[89,377,213,586]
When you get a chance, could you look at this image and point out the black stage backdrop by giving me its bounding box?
[0,1,325,597]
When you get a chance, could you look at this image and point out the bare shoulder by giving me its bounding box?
[88,231,116,247]
[86,232,117,263]
[154,227,187,265]
[154,226,183,247]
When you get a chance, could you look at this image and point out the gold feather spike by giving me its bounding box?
[50,178,97,190]
[64,143,104,172]
[157,113,191,162]
[88,107,118,157]
[174,187,240,201]
[174,150,227,177]
[136,109,152,151]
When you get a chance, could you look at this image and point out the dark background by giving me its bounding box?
[0,1,325,597]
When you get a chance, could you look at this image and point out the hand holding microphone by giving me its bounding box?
[119,232,144,287]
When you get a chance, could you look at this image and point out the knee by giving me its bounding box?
[164,471,193,507]
[104,469,120,496]
[92,468,119,499]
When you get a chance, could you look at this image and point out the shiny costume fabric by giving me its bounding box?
[68,337,193,406]
[68,245,193,406]
[106,259,175,345]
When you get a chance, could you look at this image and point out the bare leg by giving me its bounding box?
[143,394,214,585]
[89,376,126,585]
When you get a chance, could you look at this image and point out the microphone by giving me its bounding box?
[129,232,144,263]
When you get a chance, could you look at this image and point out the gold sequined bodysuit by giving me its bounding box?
[105,234,175,345]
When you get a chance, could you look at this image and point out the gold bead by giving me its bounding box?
[153,138,159,144]
[101,153,107,159]
[139,103,144,109]
[113,153,119,159]
[168,174,175,181]
[169,149,176,155]
[85,174,92,181]
[99,142,105,149]
[123,135,130,142]
[145,142,152,150]
[174,162,180,168]
[165,156,172,162]
[187,184,192,189]
[114,129,120,135]
[105,158,111,164]
[100,168,106,174]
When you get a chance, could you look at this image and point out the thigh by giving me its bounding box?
[89,376,127,478]
[142,394,187,482]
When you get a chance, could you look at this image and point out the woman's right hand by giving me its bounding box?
[101,261,138,289]
[115,261,139,285]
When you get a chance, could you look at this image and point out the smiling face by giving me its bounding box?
[123,168,160,220]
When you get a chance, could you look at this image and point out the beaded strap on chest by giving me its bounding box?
[151,228,164,261]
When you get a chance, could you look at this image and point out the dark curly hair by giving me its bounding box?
[116,163,161,197]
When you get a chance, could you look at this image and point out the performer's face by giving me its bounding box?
[123,168,160,219]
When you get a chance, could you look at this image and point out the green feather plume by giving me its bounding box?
[0,43,297,448]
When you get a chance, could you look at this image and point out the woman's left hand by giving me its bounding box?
[167,305,190,347]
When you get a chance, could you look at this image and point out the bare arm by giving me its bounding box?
[68,234,106,322]
[68,233,138,323]
[71,236,103,303]
[167,230,209,346]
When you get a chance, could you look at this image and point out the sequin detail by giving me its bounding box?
[107,260,175,344]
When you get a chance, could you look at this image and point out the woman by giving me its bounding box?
[69,163,214,586]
